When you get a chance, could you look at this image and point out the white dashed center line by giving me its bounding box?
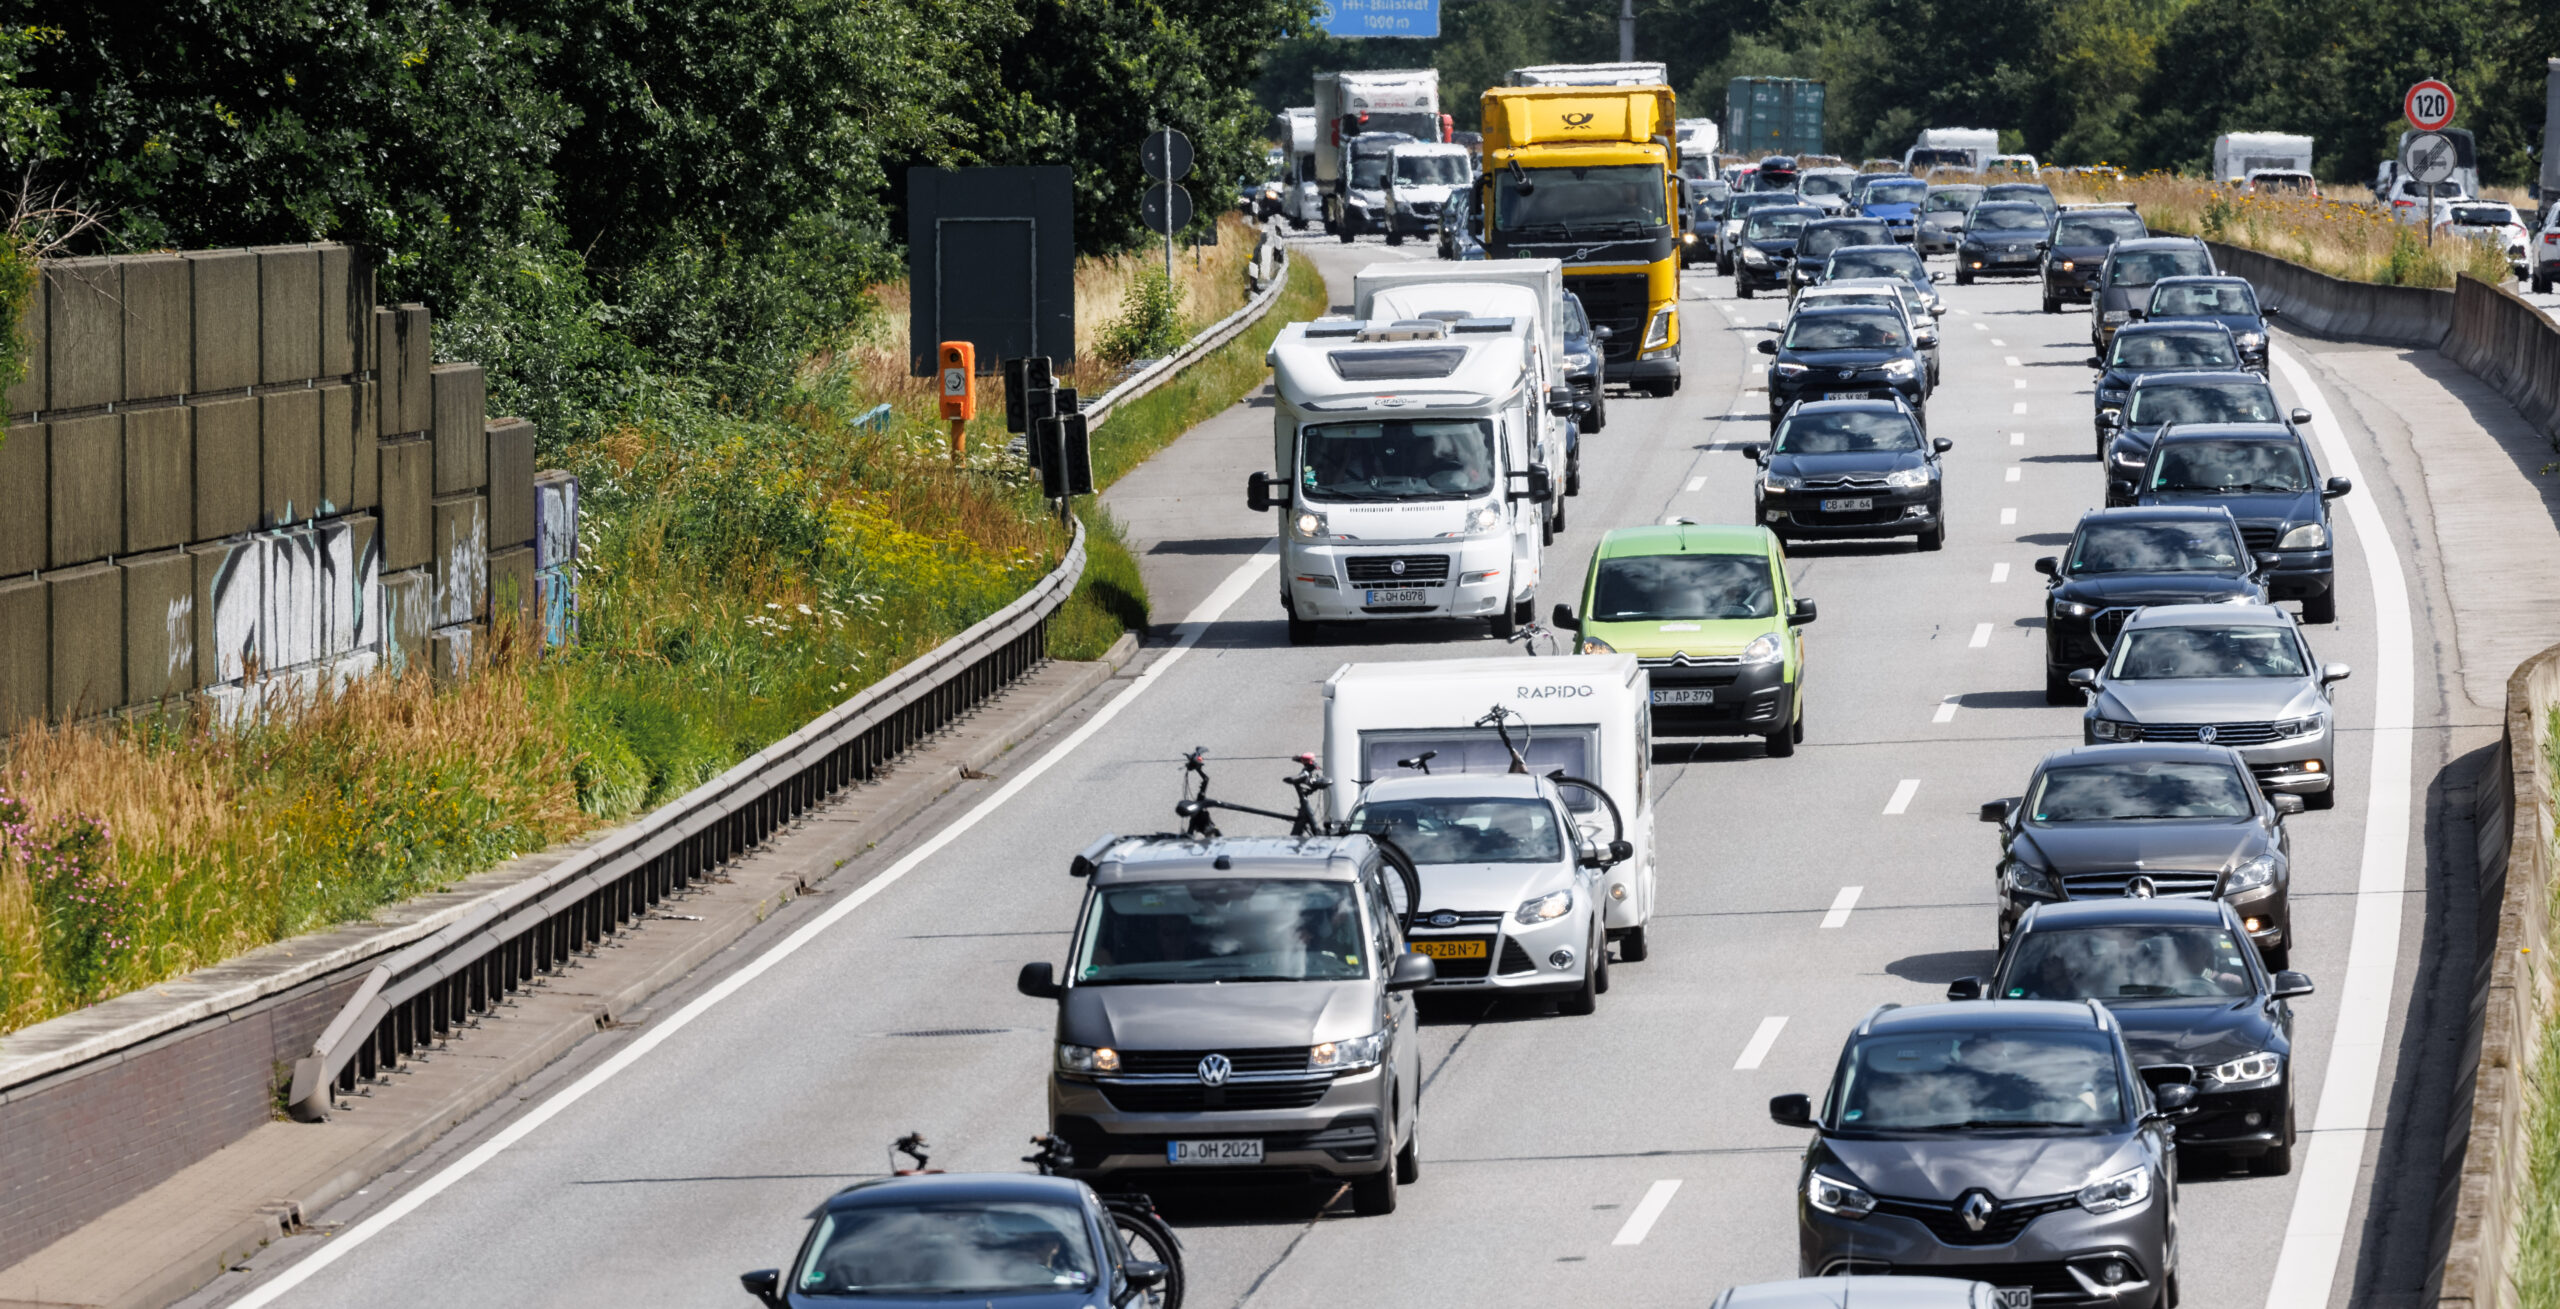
[2012,378,2028,390]
[1972,321,1987,330]
[1821,886,1863,928]
[1735,1017,1790,1070]
[2005,467,2022,482]
[2000,507,2018,525]
[2010,432,2026,445]
[1991,562,2010,583]
[1933,696,1960,724]
[2012,401,2028,413]
[1968,622,1993,648]
[1685,475,1706,492]
[2004,355,2021,367]
[1883,778,1922,814]
[1613,1180,1684,1245]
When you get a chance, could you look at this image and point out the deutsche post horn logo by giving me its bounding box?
[1197,1053,1232,1086]
[1564,111,1595,127]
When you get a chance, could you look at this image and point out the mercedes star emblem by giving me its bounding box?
[2198,725,2219,743]
[2129,875,2157,899]
[1196,1053,1232,1087]
[1960,1191,1995,1233]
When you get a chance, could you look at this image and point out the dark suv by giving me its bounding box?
[2132,424,2351,623]
[2091,238,2217,351]
[2086,321,2244,456]
[2143,276,2272,371]
[2042,206,2148,314]
[2102,370,2306,506]
[1789,218,1896,295]
[2036,506,2267,701]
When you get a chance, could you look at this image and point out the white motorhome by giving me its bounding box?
[1315,69,1445,238]
[1382,142,1474,247]
[1676,117,1722,161]
[1903,127,1997,174]
[1322,655,1659,960]
[1250,316,1556,642]
[1277,106,1323,230]
[1351,259,1578,513]
[2211,132,2314,186]
[1506,62,1669,87]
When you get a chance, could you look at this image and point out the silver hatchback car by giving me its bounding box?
[2072,603,2348,809]
[1017,834,1431,1214]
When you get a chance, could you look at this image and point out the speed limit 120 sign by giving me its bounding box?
[2405,79,2456,132]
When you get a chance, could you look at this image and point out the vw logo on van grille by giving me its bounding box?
[2198,725,2219,743]
[1196,1053,1232,1086]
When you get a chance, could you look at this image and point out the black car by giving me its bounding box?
[1758,308,1929,418]
[1822,244,1943,316]
[1560,289,1608,432]
[1683,179,1732,267]
[1735,204,1822,298]
[1950,898,2315,1173]
[1772,1000,2185,1305]
[1788,218,1897,294]
[2037,506,2268,701]
[1721,192,1808,274]
[1756,155,1802,192]
[1953,203,2051,283]
[2144,275,2273,371]
[1435,188,1485,261]
[2102,371,2307,506]
[1917,184,1985,255]
[2042,206,2148,313]
[1981,743,2300,966]
[1741,399,1948,549]
[1983,181,2060,221]
[741,1172,1167,1309]
[2091,238,2217,350]
[2133,424,2352,623]
[2086,321,2245,456]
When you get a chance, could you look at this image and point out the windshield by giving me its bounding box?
[1395,154,1469,186]
[1592,552,1777,621]
[2128,380,2278,426]
[1924,188,1982,212]
[1349,796,1565,865]
[1987,186,2055,206]
[2251,173,2315,194]
[794,1200,1097,1297]
[1799,225,1887,258]
[2004,926,2256,1002]
[1864,180,1925,205]
[2110,249,2215,286]
[2055,214,2147,245]
[1827,250,1924,281]
[1837,1028,2125,1131]
[1801,173,1852,197]
[2112,331,2238,370]
[1969,206,2046,231]
[1745,209,1812,238]
[1495,165,1667,233]
[1074,879,1368,985]
[1351,151,1397,191]
[2068,521,2243,574]
[2111,624,2308,679]
[2150,282,2259,317]
[1776,408,1921,454]
[1301,419,1496,503]
[1783,313,1905,350]
[2401,180,2466,198]
[1908,149,1974,169]
[1561,295,1589,334]
[2150,439,2310,493]
[2029,761,2255,822]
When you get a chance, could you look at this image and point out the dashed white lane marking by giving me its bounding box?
[2000,508,2018,525]
[1820,887,1863,928]
[2010,432,2026,445]
[1971,320,1987,329]
[1992,339,2008,347]
[2012,378,2028,390]
[1883,778,1922,814]
[1933,696,1960,724]
[1968,622,1993,648]
[1613,1180,1684,1245]
[2004,355,2021,366]
[2005,467,2021,482]
[1685,475,1707,492]
[2012,401,2028,413]
[1991,562,2010,583]
[1735,1017,1790,1070]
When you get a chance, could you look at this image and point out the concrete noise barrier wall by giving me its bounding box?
[1,243,578,735]
[2204,240,2455,350]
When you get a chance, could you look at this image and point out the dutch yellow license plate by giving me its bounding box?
[1410,939,1487,960]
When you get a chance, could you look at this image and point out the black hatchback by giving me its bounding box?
[2143,276,2273,371]
[2132,424,2351,623]
[1736,204,1823,298]
[1788,218,1896,295]
[2042,206,2147,313]
[1953,203,2052,283]
[2102,371,2308,506]
[2086,322,2244,457]
[1742,399,1950,548]
[1757,308,1930,421]
[2036,506,2268,701]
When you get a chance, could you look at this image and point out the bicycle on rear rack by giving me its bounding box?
[1025,1135,1186,1308]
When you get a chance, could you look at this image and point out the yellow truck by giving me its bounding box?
[1479,78,1683,396]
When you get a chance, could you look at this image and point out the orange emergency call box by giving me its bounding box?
[938,342,977,420]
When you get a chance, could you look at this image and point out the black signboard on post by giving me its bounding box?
[907,167,1076,377]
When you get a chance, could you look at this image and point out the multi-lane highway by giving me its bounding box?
[189,233,2467,1309]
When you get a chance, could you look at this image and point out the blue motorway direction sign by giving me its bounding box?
[1317,0,1439,39]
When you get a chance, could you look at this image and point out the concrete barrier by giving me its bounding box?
[2205,240,2454,349]
[2444,276,2560,449]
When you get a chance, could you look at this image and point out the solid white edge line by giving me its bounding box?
[1734,1017,1789,1071]
[1612,1179,1685,1245]
[229,547,1287,1308]
[1820,886,1863,929]
[1883,778,1921,815]
[2262,345,2415,1309]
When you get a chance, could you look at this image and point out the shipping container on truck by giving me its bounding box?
[1315,69,1447,237]
[1725,77,1826,158]
[1479,75,1685,396]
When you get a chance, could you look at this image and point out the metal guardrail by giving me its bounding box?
[285,521,1087,1120]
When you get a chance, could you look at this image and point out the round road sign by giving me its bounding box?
[2404,79,2456,132]
[1141,182,1193,236]
[1141,129,1193,184]
[2404,131,2459,185]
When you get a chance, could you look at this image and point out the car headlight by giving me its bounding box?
[1565,351,1596,373]
[2108,446,2146,471]
[1309,1031,1386,1072]
[1445,502,1505,538]
[2278,522,2328,549]
[1739,631,1783,664]
[2103,310,2131,323]
[2225,853,2279,893]
[1761,471,1802,492]
[1881,358,1918,377]
[1515,888,1574,924]
[1772,361,1809,377]
[1883,466,1931,488]
[2005,862,2057,896]
[1806,1171,1875,1218]
[2236,331,2268,349]
[1057,1043,1120,1074]
[1295,509,1341,540]
[2054,599,2097,618]
[1644,307,1676,350]
[2089,718,2141,741]
[1744,247,1769,266]
[2205,1050,2283,1087]
[1580,635,1616,655]
[2060,259,2076,271]
[2273,714,2322,738]
[2078,1164,2152,1214]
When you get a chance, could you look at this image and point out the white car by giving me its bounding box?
[2432,199,2532,277]
[2385,176,2469,224]
[2535,205,2560,294]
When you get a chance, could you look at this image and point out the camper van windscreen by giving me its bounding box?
[1363,732,1596,812]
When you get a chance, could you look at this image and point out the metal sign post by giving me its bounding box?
[1142,127,1195,288]
[2404,130,2459,247]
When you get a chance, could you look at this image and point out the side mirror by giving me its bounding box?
[2033,556,2060,577]
[2263,304,2281,318]
[1609,838,1634,861]
[1756,338,1779,355]
[2067,668,2099,690]
[2152,1082,2198,1115]
[1929,271,1945,283]
[1546,386,1581,416]
[1769,1093,1815,1129]
[1530,464,1554,503]
[2289,407,2314,426]
[2271,793,2306,816]
[2323,476,2353,499]
[2100,410,2123,429]
[1931,437,1953,454]
[2272,970,2316,1000]
[2086,356,2106,369]
[1946,976,1986,1001]
[1978,799,2012,824]
[1125,1262,1168,1292]
[1789,597,1818,626]
[1551,603,1581,631]
[1017,961,1062,1000]
[1246,470,1277,513]
[1739,443,1765,461]
[2321,662,2351,684]
[1930,304,1946,317]
[740,1270,784,1308]
[2253,551,2282,573]
[1387,950,1436,992]
[1593,324,1614,340]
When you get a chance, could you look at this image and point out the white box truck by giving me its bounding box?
[1351,258,1579,522]
[1315,69,1445,238]
[1507,62,1670,87]
[1676,116,1721,161]
[1322,655,1660,959]
[2211,132,2314,185]
[1903,127,1998,174]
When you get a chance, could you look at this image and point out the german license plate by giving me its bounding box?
[1652,687,1715,705]
[1410,938,1487,959]
[1994,1289,2033,1309]
[1820,497,1874,512]
[1167,1139,1263,1166]
[1821,391,1866,400]
[1364,588,1427,606]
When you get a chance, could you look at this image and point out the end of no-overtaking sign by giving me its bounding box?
[2405,78,2456,131]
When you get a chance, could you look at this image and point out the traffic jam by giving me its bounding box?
[745,63,2375,1309]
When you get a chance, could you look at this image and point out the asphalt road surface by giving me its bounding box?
[191,233,2467,1309]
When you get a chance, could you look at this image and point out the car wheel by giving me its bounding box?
[1514,596,1535,627]
[1587,396,1606,432]
[1717,258,1733,276]
[1489,601,1519,640]
[1552,495,1568,533]
[1955,270,1973,286]
[1917,522,1945,551]
[1287,614,1319,646]
[1290,216,1308,231]
[1541,514,1556,547]
[1737,282,1754,299]
[2259,937,2291,972]
[1592,924,1611,994]
[1338,225,1356,245]
[2042,293,2060,314]
[2536,272,2553,294]
[2301,590,2336,624]
[2166,1273,2183,1309]
[1765,722,1796,758]
[1617,925,1650,962]
[2250,1108,2296,1177]
[2305,783,2337,811]
[1351,1162,1399,1215]
[2046,668,2079,706]
[1560,940,1600,1015]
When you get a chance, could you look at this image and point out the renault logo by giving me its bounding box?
[1960,1190,1996,1233]
[1197,1053,1232,1086]
[2198,724,2219,743]
[1390,559,1407,576]
[1564,111,1594,127]
[1428,911,1460,928]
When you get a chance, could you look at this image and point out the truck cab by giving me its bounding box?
[1383,143,1473,246]
[1334,132,1420,240]
[1249,318,1555,643]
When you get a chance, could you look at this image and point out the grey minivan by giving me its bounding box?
[1017,833,1432,1214]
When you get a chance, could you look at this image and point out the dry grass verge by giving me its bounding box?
[2047,172,2511,288]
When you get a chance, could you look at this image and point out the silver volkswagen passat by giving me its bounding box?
[2074,603,2347,808]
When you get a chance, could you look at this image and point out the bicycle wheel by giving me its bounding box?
[1112,1209,1185,1309]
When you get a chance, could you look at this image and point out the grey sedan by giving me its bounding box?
[2074,604,2346,808]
